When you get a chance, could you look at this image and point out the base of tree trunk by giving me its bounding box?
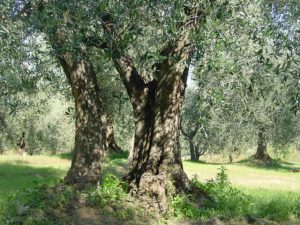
[125,167,190,213]
[251,152,272,163]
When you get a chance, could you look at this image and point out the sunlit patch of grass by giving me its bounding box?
[183,159,300,192]
[0,153,71,219]
[0,152,299,223]
[1,152,70,167]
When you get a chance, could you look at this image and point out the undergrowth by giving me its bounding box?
[170,166,300,222]
[1,167,299,224]
[1,174,149,225]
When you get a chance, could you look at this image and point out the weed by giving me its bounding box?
[87,174,126,207]
[171,166,300,222]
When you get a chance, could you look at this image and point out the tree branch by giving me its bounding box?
[154,4,207,77]
[100,14,145,98]
[112,56,146,99]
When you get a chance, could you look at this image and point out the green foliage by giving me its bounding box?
[253,194,300,221]
[185,0,300,157]
[2,185,77,225]
[171,167,252,219]
[87,174,126,208]
[196,167,252,218]
[171,195,202,219]
[171,166,300,222]
[2,92,74,155]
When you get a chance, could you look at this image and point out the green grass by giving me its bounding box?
[183,159,300,192]
[0,154,70,217]
[0,152,299,224]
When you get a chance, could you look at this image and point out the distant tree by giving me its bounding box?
[192,0,300,162]
[181,89,207,161]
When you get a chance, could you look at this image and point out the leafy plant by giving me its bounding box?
[87,174,126,207]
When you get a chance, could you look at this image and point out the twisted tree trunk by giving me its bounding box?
[14,0,112,189]
[122,66,190,212]
[111,34,192,212]
[59,54,107,189]
[101,4,212,212]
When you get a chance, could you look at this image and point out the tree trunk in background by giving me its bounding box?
[253,127,271,162]
[0,112,6,128]
[106,120,122,153]
[0,112,6,154]
[188,138,197,161]
[181,126,200,161]
[59,54,107,189]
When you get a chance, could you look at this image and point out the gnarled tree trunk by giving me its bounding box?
[253,127,271,162]
[123,67,190,212]
[59,54,107,189]
[111,34,192,212]
[101,4,211,212]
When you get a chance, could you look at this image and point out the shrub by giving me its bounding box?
[87,174,126,207]
[171,166,252,220]
[254,194,300,221]
[197,166,252,218]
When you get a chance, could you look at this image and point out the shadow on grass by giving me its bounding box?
[185,158,299,172]
[57,151,129,161]
[0,162,65,194]
[57,151,74,160]
[236,158,299,172]
[185,159,233,165]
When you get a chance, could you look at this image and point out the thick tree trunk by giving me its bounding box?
[253,128,271,162]
[59,54,106,189]
[114,46,191,212]
[101,4,210,212]
[125,74,189,212]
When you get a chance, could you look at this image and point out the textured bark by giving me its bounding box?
[111,33,192,212]
[124,68,190,212]
[101,4,211,212]
[253,128,271,162]
[15,0,109,188]
[59,54,106,189]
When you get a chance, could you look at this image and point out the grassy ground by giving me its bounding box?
[0,153,70,213]
[0,151,299,224]
[184,160,300,192]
